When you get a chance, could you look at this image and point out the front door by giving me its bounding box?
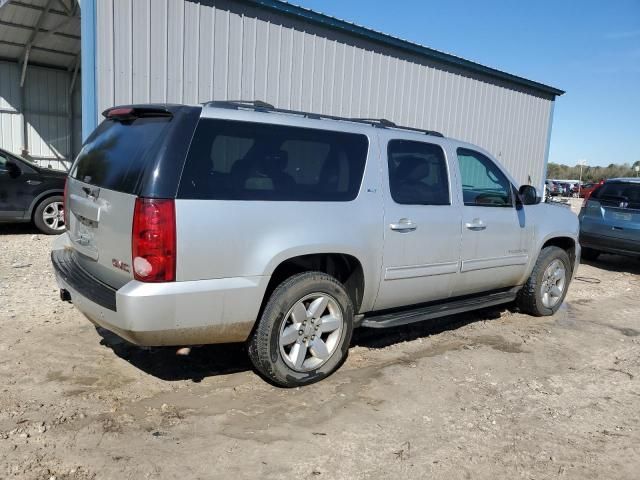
[0,152,39,219]
[453,147,530,296]
[374,137,462,311]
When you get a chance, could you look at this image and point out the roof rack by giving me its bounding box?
[349,118,444,137]
[202,100,444,137]
[206,100,275,110]
[350,118,397,128]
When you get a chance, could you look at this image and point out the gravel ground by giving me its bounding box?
[1,207,639,479]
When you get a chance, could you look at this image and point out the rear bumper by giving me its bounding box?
[51,238,269,346]
[580,231,640,257]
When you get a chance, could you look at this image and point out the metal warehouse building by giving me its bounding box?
[0,0,563,189]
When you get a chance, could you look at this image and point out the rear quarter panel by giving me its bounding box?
[174,133,385,312]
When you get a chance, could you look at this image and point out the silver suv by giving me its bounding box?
[52,101,580,386]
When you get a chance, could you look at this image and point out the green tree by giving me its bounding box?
[546,161,638,182]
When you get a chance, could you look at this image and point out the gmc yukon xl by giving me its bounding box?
[52,101,579,386]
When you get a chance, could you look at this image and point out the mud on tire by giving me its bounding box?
[247,271,354,387]
[517,246,572,316]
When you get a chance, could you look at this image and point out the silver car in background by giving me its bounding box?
[52,101,580,386]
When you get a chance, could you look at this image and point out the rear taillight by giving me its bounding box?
[63,177,69,230]
[132,198,176,282]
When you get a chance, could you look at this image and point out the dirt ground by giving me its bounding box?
[2,199,640,479]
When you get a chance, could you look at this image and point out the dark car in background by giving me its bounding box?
[545,180,560,197]
[0,147,67,234]
[579,178,640,260]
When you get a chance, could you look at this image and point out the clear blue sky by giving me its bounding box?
[294,0,640,167]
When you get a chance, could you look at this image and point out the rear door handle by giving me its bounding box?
[390,219,417,232]
[465,220,487,231]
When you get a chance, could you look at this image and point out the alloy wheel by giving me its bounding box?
[540,259,566,308]
[278,293,344,372]
[42,201,65,232]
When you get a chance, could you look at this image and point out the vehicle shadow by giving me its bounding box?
[96,327,251,383]
[0,223,41,235]
[581,255,640,275]
[96,305,510,383]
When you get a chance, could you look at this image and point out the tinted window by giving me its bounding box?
[178,119,368,201]
[457,148,512,207]
[70,117,171,192]
[592,182,640,209]
[0,152,7,172]
[387,140,449,205]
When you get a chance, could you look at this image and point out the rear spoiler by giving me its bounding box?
[102,106,173,121]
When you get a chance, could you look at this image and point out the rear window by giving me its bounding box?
[592,182,640,209]
[178,119,368,201]
[70,117,171,193]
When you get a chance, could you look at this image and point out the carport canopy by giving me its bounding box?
[0,0,80,84]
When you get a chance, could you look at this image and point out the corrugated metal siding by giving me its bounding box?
[0,62,23,155]
[0,61,81,170]
[95,0,554,188]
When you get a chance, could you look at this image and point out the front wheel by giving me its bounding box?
[248,272,354,387]
[517,246,571,316]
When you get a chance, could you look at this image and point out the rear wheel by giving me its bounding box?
[517,246,571,316]
[33,195,65,235]
[581,247,600,261]
[248,272,354,387]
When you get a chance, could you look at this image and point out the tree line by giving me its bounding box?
[547,161,640,182]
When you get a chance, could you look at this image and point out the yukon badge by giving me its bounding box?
[112,258,131,273]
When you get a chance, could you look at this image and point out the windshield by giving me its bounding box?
[0,150,39,169]
[17,155,40,169]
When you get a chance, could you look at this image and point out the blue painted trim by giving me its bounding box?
[80,0,97,141]
[244,0,564,97]
[540,101,555,191]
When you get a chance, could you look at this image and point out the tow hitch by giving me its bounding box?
[60,289,72,303]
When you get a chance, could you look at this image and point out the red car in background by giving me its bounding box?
[577,180,605,199]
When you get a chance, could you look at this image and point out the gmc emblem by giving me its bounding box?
[112,258,131,273]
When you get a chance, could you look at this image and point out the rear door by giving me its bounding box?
[66,108,184,288]
[374,136,462,310]
[452,147,531,296]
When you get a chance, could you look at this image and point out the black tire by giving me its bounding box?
[581,247,600,261]
[33,195,65,235]
[517,246,571,317]
[248,271,354,387]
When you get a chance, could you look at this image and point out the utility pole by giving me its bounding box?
[577,159,587,197]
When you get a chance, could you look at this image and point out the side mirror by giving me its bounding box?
[519,185,539,205]
[6,160,22,179]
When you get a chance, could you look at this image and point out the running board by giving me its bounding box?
[361,288,519,329]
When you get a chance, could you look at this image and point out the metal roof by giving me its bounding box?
[245,0,565,98]
[0,0,80,73]
[0,0,563,98]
